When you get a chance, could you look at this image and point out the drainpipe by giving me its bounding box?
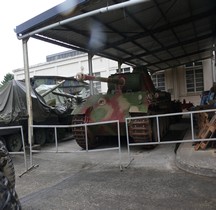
[22,38,34,166]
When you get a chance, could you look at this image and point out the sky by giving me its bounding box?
[0,0,69,82]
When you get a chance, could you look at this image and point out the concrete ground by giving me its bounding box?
[13,141,178,198]
[175,119,216,177]
[11,138,216,210]
[10,119,216,210]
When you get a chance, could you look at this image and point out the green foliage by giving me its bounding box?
[0,73,14,88]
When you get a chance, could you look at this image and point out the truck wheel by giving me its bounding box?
[45,128,55,143]
[34,128,46,145]
[6,134,23,152]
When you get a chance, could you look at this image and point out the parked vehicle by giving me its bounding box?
[72,66,181,149]
[0,79,76,151]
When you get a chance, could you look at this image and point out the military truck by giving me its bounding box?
[0,79,76,152]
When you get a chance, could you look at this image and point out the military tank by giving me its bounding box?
[72,66,178,149]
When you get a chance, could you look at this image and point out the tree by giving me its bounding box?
[0,73,14,87]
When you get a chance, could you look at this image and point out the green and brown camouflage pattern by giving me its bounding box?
[72,66,173,149]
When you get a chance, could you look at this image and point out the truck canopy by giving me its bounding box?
[0,80,72,125]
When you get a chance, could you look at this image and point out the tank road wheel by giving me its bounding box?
[45,128,55,143]
[153,117,170,142]
[75,128,99,150]
[159,117,170,139]
[6,133,23,152]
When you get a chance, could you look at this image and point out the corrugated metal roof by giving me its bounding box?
[15,0,216,73]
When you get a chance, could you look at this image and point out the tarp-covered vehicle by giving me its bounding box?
[0,79,75,152]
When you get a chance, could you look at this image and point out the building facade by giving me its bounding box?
[13,50,215,106]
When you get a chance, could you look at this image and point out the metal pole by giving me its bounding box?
[117,61,122,73]
[85,124,88,152]
[22,39,34,166]
[88,53,94,95]
[156,116,160,143]
[190,112,195,141]
[20,126,27,170]
[212,44,215,82]
[54,127,58,152]
[117,121,122,171]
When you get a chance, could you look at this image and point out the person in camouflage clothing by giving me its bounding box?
[0,140,22,209]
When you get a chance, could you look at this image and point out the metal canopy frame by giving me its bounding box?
[15,0,216,73]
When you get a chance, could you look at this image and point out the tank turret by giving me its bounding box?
[76,66,156,94]
[72,66,180,149]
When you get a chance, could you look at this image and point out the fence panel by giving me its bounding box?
[30,120,122,170]
[125,109,216,163]
[0,126,27,170]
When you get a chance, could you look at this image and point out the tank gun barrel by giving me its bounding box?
[40,80,65,97]
[76,73,125,86]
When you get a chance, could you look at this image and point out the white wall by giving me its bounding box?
[13,53,132,93]
[14,54,118,79]
[13,53,214,106]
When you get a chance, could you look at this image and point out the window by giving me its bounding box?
[116,67,131,73]
[185,62,204,93]
[46,50,85,62]
[93,72,101,93]
[152,72,165,91]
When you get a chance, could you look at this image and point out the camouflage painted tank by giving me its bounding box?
[72,66,175,149]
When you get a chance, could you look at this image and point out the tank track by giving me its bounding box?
[72,115,86,149]
[128,114,169,143]
[72,115,99,149]
[128,116,153,143]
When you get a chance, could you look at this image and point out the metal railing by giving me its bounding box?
[30,120,122,170]
[125,109,216,161]
[0,126,27,170]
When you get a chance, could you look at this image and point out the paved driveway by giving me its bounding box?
[12,141,216,210]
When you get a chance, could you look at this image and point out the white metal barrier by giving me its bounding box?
[30,120,122,170]
[125,109,216,161]
[0,126,27,170]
